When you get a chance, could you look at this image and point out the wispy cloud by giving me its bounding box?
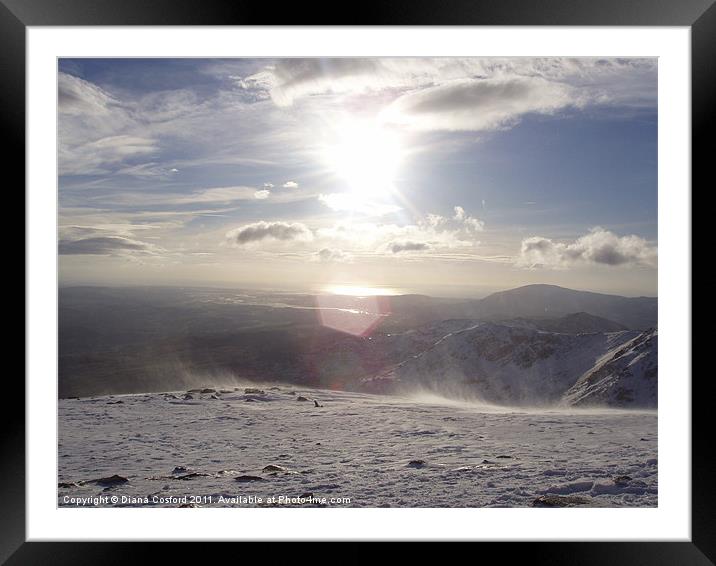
[242,57,656,125]
[389,241,431,254]
[58,235,161,256]
[380,77,581,132]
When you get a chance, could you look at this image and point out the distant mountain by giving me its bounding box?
[375,323,643,405]
[58,285,657,402]
[562,329,657,408]
[501,312,629,334]
[474,285,657,330]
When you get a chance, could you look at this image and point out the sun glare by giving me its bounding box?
[323,119,403,197]
[323,284,402,297]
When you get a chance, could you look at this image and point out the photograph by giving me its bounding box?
[57,56,658,509]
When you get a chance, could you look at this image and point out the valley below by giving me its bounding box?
[59,284,657,408]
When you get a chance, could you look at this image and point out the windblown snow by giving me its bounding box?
[58,388,657,508]
[371,324,657,408]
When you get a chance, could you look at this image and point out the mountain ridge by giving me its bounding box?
[368,323,656,408]
[473,284,657,330]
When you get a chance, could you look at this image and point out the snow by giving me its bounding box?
[58,387,657,508]
[372,324,657,409]
[563,329,657,407]
[383,323,645,405]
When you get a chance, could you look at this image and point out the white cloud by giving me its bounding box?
[226,221,313,245]
[59,72,118,116]
[241,58,655,120]
[389,241,431,254]
[86,135,158,158]
[517,227,657,269]
[115,162,179,179]
[282,181,299,188]
[254,189,271,199]
[244,59,387,107]
[314,205,484,256]
[58,72,148,176]
[58,70,303,178]
[381,77,581,132]
[315,248,352,263]
[424,206,485,237]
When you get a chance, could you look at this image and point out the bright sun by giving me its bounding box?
[323,119,403,197]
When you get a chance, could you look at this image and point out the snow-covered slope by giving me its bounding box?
[378,323,643,406]
[562,329,657,408]
[58,387,657,508]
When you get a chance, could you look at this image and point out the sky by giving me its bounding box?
[58,57,658,297]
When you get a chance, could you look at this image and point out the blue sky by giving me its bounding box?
[58,58,657,297]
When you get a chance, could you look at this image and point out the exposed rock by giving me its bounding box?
[200,388,216,394]
[262,464,288,472]
[106,400,124,405]
[532,494,590,507]
[244,388,265,395]
[613,475,633,486]
[172,466,187,474]
[296,396,309,402]
[58,481,82,488]
[314,400,323,408]
[408,460,426,468]
[175,472,209,480]
[92,474,129,486]
[235,475,264,482]
[495,455,513,459]
[183,394,194,400]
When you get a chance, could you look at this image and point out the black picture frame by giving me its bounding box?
[8,0,706,560]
